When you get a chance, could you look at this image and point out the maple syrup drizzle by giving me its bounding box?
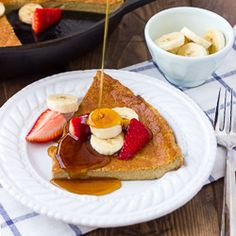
[55,134,110,175]
[98,0,110,108]
[52,134,121,195]
[52,2,122,196]
[51,178,121,196]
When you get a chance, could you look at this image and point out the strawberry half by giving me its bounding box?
[26,109,66,143]
[69,114,91,141]
[118,118,151,160]
[32,8,62,34]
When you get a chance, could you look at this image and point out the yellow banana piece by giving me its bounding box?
[181,27,211,49]
[155,32,185,51]
[0,2,5,17]
[204,29,225,54]
[177,42,208,57]
[90,133,124,155]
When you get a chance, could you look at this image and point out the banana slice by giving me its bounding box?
[90,125,122,139]
[155,32,185,51]
[181,27,211,49]
[168,47,180,54]
[204,29,225,54]
[19,3,42,25]
[0,2,5,17]
[112,107,139,120]
[90,133,124,155]
[47,94,79,113]
[177,42,208,57]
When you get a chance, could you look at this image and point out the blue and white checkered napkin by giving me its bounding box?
[1,27,236,236]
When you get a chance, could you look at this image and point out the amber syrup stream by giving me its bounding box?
[98,0,110,108]
[51,1,123,196]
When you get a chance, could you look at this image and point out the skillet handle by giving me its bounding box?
[118,0,157,15]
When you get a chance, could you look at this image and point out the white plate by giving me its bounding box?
[0,70,216,228]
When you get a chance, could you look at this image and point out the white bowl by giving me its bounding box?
[144,7,234,87]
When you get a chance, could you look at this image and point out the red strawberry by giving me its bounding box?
[26,109,66,143]
[69,114,91,141]
[32,8,62,34]
[118,118,151,160]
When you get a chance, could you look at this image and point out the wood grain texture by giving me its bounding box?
[0,0,235,235]
[86,180,223,236]
[192,0,236,25]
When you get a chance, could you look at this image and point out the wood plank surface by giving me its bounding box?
[192,0,236,25]
[1,0,235,235]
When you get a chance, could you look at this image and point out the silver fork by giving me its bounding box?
[214,88,236,236]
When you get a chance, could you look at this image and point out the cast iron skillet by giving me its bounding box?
[0,0,155,76]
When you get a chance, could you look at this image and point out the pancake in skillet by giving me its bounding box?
[51,71,184,180]
[0,16,21,47]
[2,0,124,13]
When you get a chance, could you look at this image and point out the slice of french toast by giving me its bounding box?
[51,71,184,180]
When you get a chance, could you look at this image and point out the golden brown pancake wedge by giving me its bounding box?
[0,16,21,47]
[2,0,124,14]
[52,72,184,180]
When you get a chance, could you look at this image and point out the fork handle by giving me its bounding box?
[221,148,236,236]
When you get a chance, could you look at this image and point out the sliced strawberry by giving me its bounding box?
[118,118,151,160]
[32,8,62,34]
[26,109,66,143]
[69,114,91,141]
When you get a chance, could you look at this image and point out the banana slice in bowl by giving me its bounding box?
[177,42,208,57]
[155,32,185,51]
[204,29,225,54]
[180,27,211,49]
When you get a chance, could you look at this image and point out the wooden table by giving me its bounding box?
[1,0,236,235]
